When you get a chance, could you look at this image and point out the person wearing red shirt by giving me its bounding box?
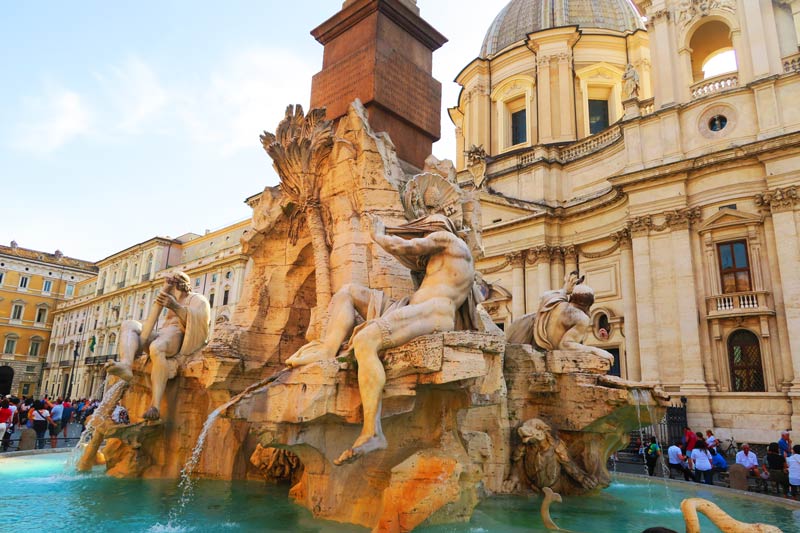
[0,399,12,451]
[684,426,698,452]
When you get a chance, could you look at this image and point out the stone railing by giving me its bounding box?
[85,353,118,366]
[690,72,739,99]
[706,290,770,316]
[783,53,800,74]
[59,360,72,367]
[141,273,150,282]
[96,288,104,296]
[559,124,622,163]
[117,281,126,290]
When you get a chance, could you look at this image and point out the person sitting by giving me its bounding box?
[787,444,800,499]
[736,443,769,490]
[705,430,717,451]
[667,438,692,481]
[766,442,789,496]
[710,448,728,483]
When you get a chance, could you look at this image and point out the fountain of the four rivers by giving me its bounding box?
[6,2,795,532]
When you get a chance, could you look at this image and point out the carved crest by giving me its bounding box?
[465,144,488,188]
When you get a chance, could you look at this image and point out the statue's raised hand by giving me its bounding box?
[564,271,582,294]
[156,290,179,310]
[366,213,386,239]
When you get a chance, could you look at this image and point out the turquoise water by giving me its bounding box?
[2,453,800,532]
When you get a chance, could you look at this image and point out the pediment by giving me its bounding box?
[696,208,762,233]
[576,62,624,81]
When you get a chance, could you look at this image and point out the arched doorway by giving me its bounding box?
[728,330,765,392]
[0,366,14,396]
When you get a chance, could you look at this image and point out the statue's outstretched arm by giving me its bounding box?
[368,215,450,258]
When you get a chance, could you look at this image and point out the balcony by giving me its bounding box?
[705,290,774,319]
[96,288,104,296]
[690,72,738,100]
[141,273,151,282]
[85,354,118,366]
[117,281,126,290]
[784,52,800,74]
[59,360,72,367]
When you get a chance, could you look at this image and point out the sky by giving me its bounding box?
[1,0,513,262]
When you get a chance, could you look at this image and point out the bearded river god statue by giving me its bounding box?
[106,271,211,420]
[285,211,489,465]
[506,271,614,364]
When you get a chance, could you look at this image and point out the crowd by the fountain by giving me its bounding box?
[638,426,800,497]
[0,394,101,451]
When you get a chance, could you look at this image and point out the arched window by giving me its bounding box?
[209,289,215,308]
[689,20,737,82]
[728,330,764,392]
[222,286,230,306]
[107,333,117,356]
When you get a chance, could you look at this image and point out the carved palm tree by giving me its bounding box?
[260,104,334,313]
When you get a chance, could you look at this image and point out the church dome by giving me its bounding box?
[480,0,644,57]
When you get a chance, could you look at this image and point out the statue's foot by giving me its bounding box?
[285,341,330,368]
[333,434,387,466]
[142,407,160,421]
[105,361,133,382]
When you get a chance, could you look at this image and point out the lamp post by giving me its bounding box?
[67,343,79,399]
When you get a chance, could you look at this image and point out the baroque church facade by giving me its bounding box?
[449,0,800,442]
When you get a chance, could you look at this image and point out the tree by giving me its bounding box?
[260,105,334,321]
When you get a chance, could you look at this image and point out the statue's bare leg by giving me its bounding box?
[334,298,455,465]
[143,327,182,421]
[286,284,372,367]
[105,320,141,382]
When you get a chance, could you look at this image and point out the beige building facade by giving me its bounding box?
[42,220,250,400]
[450,0,800,443]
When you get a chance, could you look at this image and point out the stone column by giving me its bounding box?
[550,247,565,290]
[525,251,540,314]
[645,9,676,107]
[757,188,800,393]
[667,211,708,393]
[536,56,553,142]
[508,252,526,320]
[564,245,577,275]
[535,246,552,297]
[556,52,575,141]
[616,229,641,381]
[630,217,660,383]
[791,0,800,48]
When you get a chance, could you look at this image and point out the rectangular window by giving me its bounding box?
[0,272,4,285]
[65,284,75,298]
[35,308,47,324]
[11,304,23,320]
[19,275,29,289]
[209,293,215,308]
[511,109,527,145]
[43,279,52,293]
[4,339,16,354]
[718,240,751,293]
[29,342,40,357]
[223,289,229,306]
[21,383,30,395]
[212,273,218,283]
[25,364,36,372]
[588,99,610,135]
[195,278,201,287]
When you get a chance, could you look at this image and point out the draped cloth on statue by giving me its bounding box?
[178,293,212,356]
[505,291,568,350]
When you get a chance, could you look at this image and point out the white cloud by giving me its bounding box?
[12,86,93,154]
[176,47,315,156]
[95,56,168,133]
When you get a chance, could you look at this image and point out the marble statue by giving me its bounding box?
[504,418,598,493]
[506,272,614,364]
[622,63,640,99]
[681,498,782,533]
[284,212,483,465]
[106,271,210,420]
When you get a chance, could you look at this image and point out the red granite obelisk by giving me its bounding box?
[310,0,447,169]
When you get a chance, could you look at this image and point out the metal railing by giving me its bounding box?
[85,353,118,366]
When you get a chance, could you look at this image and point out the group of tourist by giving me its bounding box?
[0,394,100,451]
[644,427,800,498]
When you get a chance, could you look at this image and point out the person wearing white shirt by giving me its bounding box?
[736,443,767,481]
[787,444,800,499]
[690,441,714,485]
[667,438,692,481]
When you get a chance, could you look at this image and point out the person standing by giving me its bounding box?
[0,399,12,452]
[683,427,698,453]
[690,440,714,485]
[49,398,63,448]
[29,400,56,450]
[645,436,662,476]
[667,438,692,481]
[61,399,74,441]
[779,430,792,458]
[766,442,789,496]
[787,444,800,499]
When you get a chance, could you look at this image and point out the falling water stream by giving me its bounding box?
[167,368,292,525]
[67,379,128,468]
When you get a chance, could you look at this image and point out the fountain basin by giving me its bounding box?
[3,452,799,532]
